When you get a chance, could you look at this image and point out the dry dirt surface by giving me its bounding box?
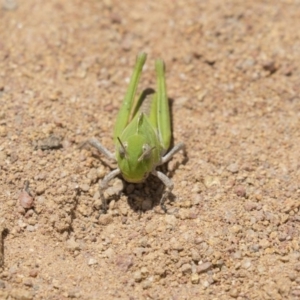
[1,0,300,299]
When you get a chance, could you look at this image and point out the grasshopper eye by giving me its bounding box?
[138,144,155,162]
[117,137,128,158]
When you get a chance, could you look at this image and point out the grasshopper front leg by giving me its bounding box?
[85,138,120,213]
[86,138,116,161]
[100,168,121,213]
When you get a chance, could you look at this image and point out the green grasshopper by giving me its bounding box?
[87,53,184,213]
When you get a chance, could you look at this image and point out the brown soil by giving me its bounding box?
[1,0,300,299]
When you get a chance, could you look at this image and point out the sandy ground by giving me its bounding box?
[1,0,300,299]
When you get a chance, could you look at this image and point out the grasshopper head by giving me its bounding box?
[116,135,156,183]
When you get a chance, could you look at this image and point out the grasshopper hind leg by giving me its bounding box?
[84,138,116,161]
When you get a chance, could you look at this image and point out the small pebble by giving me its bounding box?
[170,237,183,251]
[23,278,33,287]
[26,225,36,232]
[278,232,287,241]
[191,249,201,262]
[134,270,142,282]
[178,209,190,220]
[191,273,199,284]
[10,288,34,300]
[232,251,242,259]
[230,225,242,234]
[145,222,156,234]
[249,244,260,252]
[25,209,34,218]
[106,179,124,196]
[87,168,98,183]
[259,239,270,249]
[244,201,257,211]
[18,219,27,228]
[202,280,210,288]
[108,200,116,210]
[241,259,252,269]
[181,263,192,274]
[52,279,60,288]
[19,189,34,209]
[194,237,204,245]
[165,214,177,227]
[140,267,149,277]
[115,255,134,272]
[227,163,239,173]
[142,279,152,289]
[154,266,166,276]
[103,247,115,259]
[229,288,240,298]
[66,238,80,251]
[80,183,90,192]
[197,262,212,274]
[88,258,98,265]
[7,200,15,207]
[139,237,148,247]
[99,214,113,226]
[27,217,36,225]
[278,256,289,263]
[204,176,220,188]
[17,206,26,215]
[235,185,246,197]
[29,269,38,278]
[289,272,297,281]
[119,205,128,216]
